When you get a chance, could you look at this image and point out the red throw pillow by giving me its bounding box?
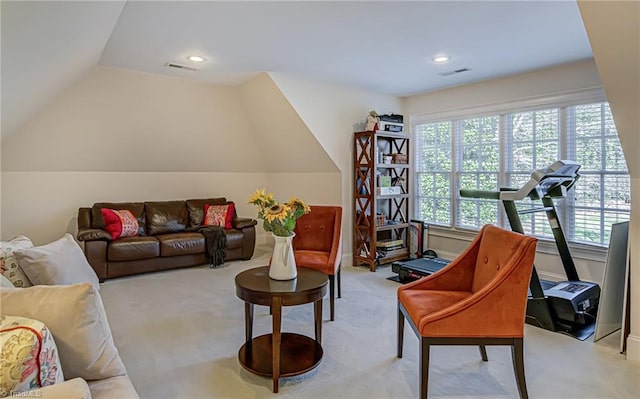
[101,209,140,240]
[203,203,234,229]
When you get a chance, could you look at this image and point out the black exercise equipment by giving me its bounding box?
[392,254,450,283]
[460,160,600,340]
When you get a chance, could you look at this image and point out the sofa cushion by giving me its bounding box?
[25,377,92,399]
[225,229,244,250]
[0,235,34,288]
[88,375,139,399]
[204,203,235,229]
[0,283,126,381]
[101,209,140,240]
[145,201,189,236]
[92,202,146,236]
[186,198,227,227]
[156,233,205,257]
[108,236,159,261]
[14,234,100,291]
[0,315,65,396]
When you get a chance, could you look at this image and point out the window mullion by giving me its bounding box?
[452,120,461,228]
[559,107,572,239]
[499,114,509,228]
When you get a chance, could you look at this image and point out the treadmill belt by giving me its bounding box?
[395,257,449,274]
[391,257,451,283]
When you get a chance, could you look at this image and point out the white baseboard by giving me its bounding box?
[342,253,353,267]
[626,334,640,364]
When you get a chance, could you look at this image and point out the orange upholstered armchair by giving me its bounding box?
[293,205,342,321]
[397,224,538,399]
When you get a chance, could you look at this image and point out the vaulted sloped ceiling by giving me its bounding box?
[1,1,126,138]
[578,1,640,177]
[237,73,338,173]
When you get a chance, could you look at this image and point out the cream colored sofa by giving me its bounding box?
[0,283,138,399]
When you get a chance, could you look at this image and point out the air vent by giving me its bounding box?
[165,63,198,72]
[438,67,471,77]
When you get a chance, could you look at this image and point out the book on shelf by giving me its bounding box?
[377,247,407,258]
[377,186,402,195]
[379,245,403,252]
[377,239,404,248]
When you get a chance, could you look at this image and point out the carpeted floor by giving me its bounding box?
[100,246,640,398]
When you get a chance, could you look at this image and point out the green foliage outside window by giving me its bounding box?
[414,102,629,246]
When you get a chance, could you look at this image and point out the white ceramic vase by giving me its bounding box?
[269,233,297,280]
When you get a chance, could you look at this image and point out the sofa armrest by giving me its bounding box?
[232,218,257,260]
[233,217,257,230]
[83,240,108,282]
[78,228,111,241]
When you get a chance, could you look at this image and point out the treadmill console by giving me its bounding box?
[500,160,581,201]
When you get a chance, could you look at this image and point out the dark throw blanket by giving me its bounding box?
[188,226,227,267]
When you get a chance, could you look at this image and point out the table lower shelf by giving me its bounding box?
[238,333,323,378]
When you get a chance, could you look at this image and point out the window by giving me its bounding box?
[569,103,630,245]
[457,116,500,229]
[415,121,452,225]
[505,108,560,239]
[414,101,629,247]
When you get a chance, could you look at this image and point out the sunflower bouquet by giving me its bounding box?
[248,189,311,237]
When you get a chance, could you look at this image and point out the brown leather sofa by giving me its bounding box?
[77,198,257,281]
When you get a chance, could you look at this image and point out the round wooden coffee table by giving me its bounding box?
[235,266,328,393]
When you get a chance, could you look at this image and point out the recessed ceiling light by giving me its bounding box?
[433,55,451,63]
[187,55,206,63]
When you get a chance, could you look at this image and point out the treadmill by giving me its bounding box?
[392,254,450,283]
[460,160,600,340]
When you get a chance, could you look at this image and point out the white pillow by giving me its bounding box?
[0,283,126,381]
[13,233,99,291]
[0,235,34,287]
[0,273,17,289]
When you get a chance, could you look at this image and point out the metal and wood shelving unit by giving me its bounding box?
[353,130,410,271]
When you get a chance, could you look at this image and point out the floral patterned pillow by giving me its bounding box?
[0,315,65,396]
[204,203,235,229]
[0,236,34,288]
[101,208,140,240]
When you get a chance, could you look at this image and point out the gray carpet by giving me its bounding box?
[100,246,640,398]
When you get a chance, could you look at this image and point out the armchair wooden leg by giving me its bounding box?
[329,275,335,321]
[479,345,488,361]
[511,338,529,399]
[337,264,342,298]
[420,338,430,399]
[397,306,404,358]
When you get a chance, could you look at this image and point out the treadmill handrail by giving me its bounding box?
[459,189,500,200]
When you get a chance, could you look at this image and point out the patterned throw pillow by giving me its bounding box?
[203,203,235,229]
[0,236,34,288]
[101,209,140,240]
[0,315,65,396]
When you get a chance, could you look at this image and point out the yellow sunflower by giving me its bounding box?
[288,197,311,214]
[264,204,288,222]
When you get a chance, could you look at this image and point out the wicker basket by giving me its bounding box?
[392,153,407,164]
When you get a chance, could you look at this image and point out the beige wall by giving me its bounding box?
[1,67,343,245]
[237,73,338,173]
[1,66,264,172]
[404,59,601,116]
[270,73,402,262]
